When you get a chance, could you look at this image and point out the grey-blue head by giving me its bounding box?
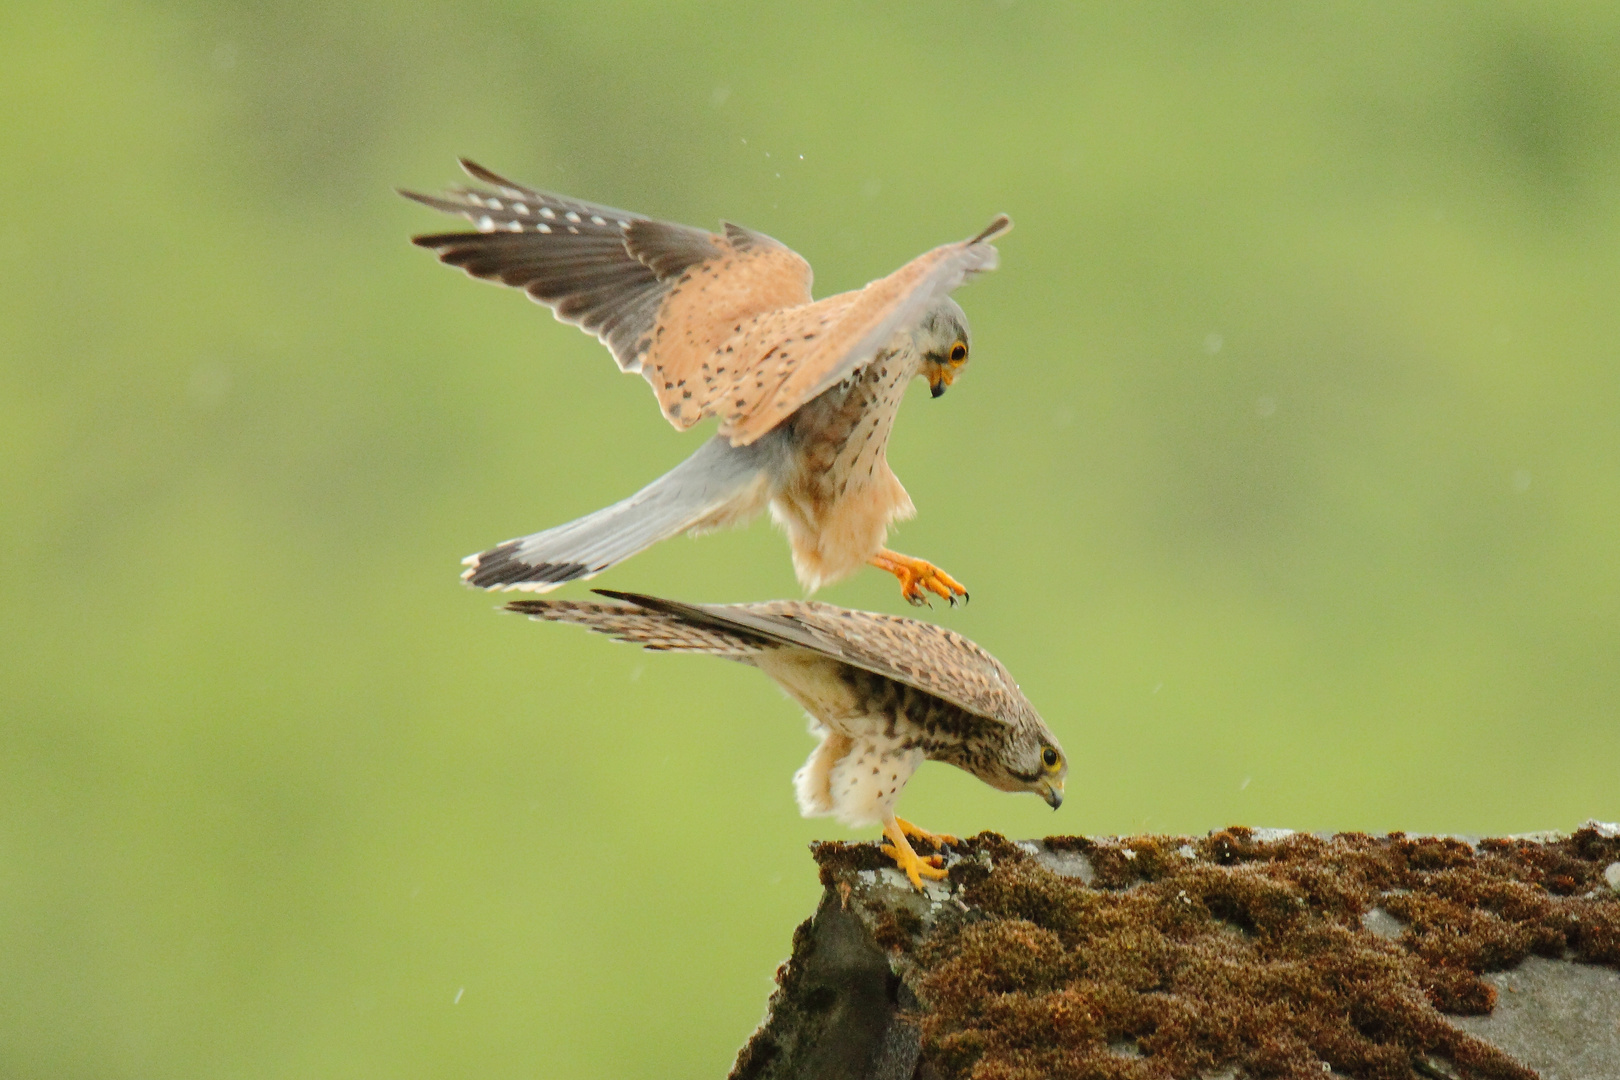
[914,296,972,398]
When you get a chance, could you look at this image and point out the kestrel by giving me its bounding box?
[507,589,1066,889]
[403,161,1011,606]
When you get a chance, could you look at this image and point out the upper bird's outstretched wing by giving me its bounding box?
[402,160,814,427]
[510,590,1034,725]
[404,163,1009,446]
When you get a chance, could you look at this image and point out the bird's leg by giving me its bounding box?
[894,816,959,851]
[869,549,969,607]
[881,816,950,891]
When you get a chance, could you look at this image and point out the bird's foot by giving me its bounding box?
[895,816,958,851]
[869,549,969,607]
[882,820,950,891]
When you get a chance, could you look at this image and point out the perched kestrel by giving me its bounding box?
[403,161,1011,606]
[508,589,1066,889]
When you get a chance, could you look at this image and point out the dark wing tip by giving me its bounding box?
[588,589,784,648]
[458,158,511,187]
[409,231,460,248]
[398,161,538,209]
[967,214,1013,245]
[590,588,674,610]
[397,187,440,208]
[458,160,552,204]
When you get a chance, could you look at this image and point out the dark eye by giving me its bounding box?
[949,341,968,363]
[1042,747,1059,768]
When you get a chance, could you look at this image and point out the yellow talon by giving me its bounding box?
[896,816,958,850]
[869,549,969,607]
[882,819,951,891]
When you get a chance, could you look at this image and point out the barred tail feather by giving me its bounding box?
[461,433,781,591]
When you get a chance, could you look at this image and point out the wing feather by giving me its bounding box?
[404,163,680,376]
[504,598,772,656]
[589,591,1032,725]
[403,161,813,421]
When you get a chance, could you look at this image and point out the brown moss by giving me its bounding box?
[1044,834,1191,890]
[809,838,890,891]
[814,828,1620,1080]
[1564,896,1620,964]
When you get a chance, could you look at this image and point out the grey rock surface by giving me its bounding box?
[729,888,927,1080]
[1448,957,1620,1080]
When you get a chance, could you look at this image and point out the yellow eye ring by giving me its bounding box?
[949,341,968,363]
[1041,747,1060,769]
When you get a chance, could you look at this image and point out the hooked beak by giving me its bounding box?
[1041,778,1065,810]
[927,364,955,399]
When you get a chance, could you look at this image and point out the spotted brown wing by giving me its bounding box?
[630,222,818,429]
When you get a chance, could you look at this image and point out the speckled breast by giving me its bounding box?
[780,345,918,510]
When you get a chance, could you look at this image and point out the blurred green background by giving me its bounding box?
[4,1,1619,1076]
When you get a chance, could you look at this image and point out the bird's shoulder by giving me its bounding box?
[720,226,1005,444]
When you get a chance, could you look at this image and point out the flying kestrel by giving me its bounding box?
[508,589,1066,889]
[403,161,1011,605]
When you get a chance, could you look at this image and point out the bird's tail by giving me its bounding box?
[461,434,780,591]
